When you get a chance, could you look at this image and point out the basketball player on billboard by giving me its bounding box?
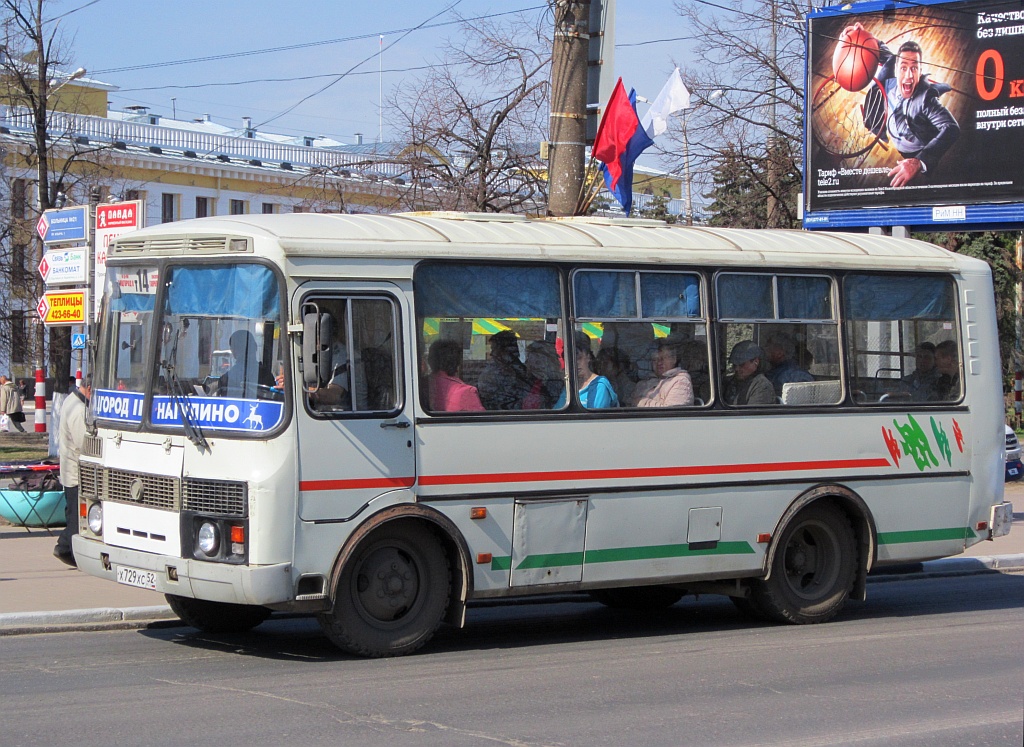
[841,22,960,188]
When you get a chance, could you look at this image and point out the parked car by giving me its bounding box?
[1005,425,1022,481]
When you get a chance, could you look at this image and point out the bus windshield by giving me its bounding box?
[92,262,286,435]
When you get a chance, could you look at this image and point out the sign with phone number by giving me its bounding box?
[36,289,88,325]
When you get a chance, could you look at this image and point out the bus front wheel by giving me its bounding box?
[165,594,271,634]
[750,503,857,624]
[318,523,451,657]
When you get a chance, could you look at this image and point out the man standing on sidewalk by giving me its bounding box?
[54,376,91,567]
[0,375,26,432]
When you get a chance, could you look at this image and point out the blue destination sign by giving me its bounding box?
[38,206,89,244]
[92,390,284,433]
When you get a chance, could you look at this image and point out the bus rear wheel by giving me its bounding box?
[165,594,271,634]
[318,523,451,658]
[590,586,685,610]
[750,503,857,624]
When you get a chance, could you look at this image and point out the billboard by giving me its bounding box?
[805,0,1024,228]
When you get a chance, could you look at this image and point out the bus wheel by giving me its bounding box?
[165,594,271,634]
[590,586,685,610]
[318,524,451,657]
[751,503,857,624]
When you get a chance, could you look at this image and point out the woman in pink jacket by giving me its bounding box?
[427,339,485,412]
[630,340,693,408]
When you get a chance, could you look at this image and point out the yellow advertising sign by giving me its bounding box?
[37,289,88,326]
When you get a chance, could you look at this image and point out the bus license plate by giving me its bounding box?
[115,565,158,590]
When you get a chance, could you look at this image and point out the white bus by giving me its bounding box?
[75,212,1013,657]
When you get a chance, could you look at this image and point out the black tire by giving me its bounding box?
[318,523,451,657]
[165,594,271,634]
[590,586,685,610]
[750,503,857,624]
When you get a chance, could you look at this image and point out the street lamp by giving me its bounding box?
[682,89,723,226]
[48,67,86,93]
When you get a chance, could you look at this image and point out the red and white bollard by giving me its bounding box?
[34,364,46,433]
[75,368,82,389]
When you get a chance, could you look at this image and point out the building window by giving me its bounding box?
[161,193,177,223]
[11,243,28,286]
[230,199,246,215]
[292,205,306,213]
[11,179,27,219]
[10,310,28,364]
[261,203,276,214]
[126,190,143,202]
[196,196,213,218]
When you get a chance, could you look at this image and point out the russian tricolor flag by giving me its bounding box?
[592,78,653,216]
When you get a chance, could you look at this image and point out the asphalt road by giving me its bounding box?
[3,573,1022,747]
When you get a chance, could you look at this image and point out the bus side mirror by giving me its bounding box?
[302,311,334,389]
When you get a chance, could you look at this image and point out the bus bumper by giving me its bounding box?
[991,501,1014,539]
[73,535,293,607]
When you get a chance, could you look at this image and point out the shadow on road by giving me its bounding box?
[139,571,1024,661]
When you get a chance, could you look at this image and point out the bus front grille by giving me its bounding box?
[183,478,247,517]
[78,465,247,517]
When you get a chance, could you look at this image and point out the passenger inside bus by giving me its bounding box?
[680,339,711,404]
[630,340,694,408]
[478,331,535,410]
[931,339,960,400]
[427,339,484,412]
[902,342,939,400]
[724,340,775,406]
[522,339,566,409]
[595,346,637,406]
[217,330,273,399]
[764,331,814,397]
[575,332,619,409]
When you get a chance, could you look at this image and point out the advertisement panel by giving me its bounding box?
[806,0,1024,223]
[94,200,144,321]
[37,289,88,326]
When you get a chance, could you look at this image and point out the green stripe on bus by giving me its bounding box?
[877,527,976,545]
[489,541,756,572]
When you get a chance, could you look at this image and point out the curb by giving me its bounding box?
[2,554,1022,636]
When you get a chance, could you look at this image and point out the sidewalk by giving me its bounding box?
[1,487,1023,635]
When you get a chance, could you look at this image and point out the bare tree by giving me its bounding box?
[662,0,805,228]
[1,0,109,391]
[387,9,552,213]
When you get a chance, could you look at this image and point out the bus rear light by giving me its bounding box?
[757,533,772,544]
[470,507,487,520]
[976,521,988,531]
[476,553,492,564]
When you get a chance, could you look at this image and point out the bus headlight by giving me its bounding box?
[87,503,103,534]
[197,522,220,556]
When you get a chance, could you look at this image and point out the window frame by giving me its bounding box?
[299,292,404,421]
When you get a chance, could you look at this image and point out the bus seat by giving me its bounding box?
[781,380,841,406]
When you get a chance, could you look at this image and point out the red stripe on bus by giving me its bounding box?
[417,457,892,487]
[300,477,416,491]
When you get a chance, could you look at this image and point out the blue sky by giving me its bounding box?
[61,0,691,145]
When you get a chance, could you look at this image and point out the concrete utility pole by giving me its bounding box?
[548,0,590,217]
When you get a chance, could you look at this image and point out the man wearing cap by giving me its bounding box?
[725,340,775,406]
[902,341,939,399]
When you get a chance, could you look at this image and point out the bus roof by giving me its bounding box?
[111,212,982,274]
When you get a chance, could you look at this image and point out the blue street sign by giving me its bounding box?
[37,205,89,244]
[71,333,87,350]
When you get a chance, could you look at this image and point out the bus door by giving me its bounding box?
[294,284,414,522]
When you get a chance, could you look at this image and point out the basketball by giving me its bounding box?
[832,27,879,91]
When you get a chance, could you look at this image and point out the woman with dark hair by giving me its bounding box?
[575,332,618,409]
[427,339,484,412]
[522,339,566,409]
[630,340,693,408]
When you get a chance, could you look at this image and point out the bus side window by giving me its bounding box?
[843,274,960,404]
[716,273,841,407]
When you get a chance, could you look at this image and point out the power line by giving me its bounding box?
[91,4,548,76]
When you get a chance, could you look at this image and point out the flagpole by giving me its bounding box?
[378,35,384,143]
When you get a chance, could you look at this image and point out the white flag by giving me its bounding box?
[640,68,691,139]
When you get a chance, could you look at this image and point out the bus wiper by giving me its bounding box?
[161,323,209,450]
[162,360,209,450]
